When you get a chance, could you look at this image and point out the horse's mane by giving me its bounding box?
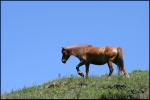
[67,44,92,49]
[72,44,92,47]
[66,44,92,58]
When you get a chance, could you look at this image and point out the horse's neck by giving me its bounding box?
[68,46,81,57]
[67,46,77,55]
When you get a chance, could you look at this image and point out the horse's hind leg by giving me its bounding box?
[113,58,121,75]
[121,67,130,78]
[107,61,114,79]
[117,66,122,75]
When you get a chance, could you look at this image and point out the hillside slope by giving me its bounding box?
[1,69,149,99]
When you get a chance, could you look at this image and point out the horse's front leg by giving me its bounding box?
[85,64,90,79]
[76,61,85,77]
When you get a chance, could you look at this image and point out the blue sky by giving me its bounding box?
[1,1,149,94]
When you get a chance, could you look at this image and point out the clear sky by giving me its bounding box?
[1,1,149,94]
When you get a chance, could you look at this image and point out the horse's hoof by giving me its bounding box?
[82,74,84,77]
[78,72,84,77]
[107,77,111,80]
[126,76,130,78]
[125,74,130,78]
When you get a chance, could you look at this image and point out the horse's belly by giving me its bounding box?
[86,53,107,65]
[91,61,106,65]
[90,58,107,65]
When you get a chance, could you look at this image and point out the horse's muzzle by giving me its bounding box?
[62,59,66,63]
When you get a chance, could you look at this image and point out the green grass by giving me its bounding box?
[1,69,149,99]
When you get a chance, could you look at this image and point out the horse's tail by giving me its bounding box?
[117,47,124,68]
[117,47,130,78]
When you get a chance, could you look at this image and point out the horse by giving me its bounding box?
[61,44,129,79]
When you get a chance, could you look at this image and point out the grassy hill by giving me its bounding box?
[1,69,149,99]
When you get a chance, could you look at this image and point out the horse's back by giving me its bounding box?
[85,46,118,64]
[86,46,117,53]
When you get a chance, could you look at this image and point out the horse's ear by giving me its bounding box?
[62,47,65,50]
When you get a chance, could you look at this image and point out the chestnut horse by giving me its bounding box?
[61,44,129,79]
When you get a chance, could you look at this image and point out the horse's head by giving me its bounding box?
[61,47,71,63]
